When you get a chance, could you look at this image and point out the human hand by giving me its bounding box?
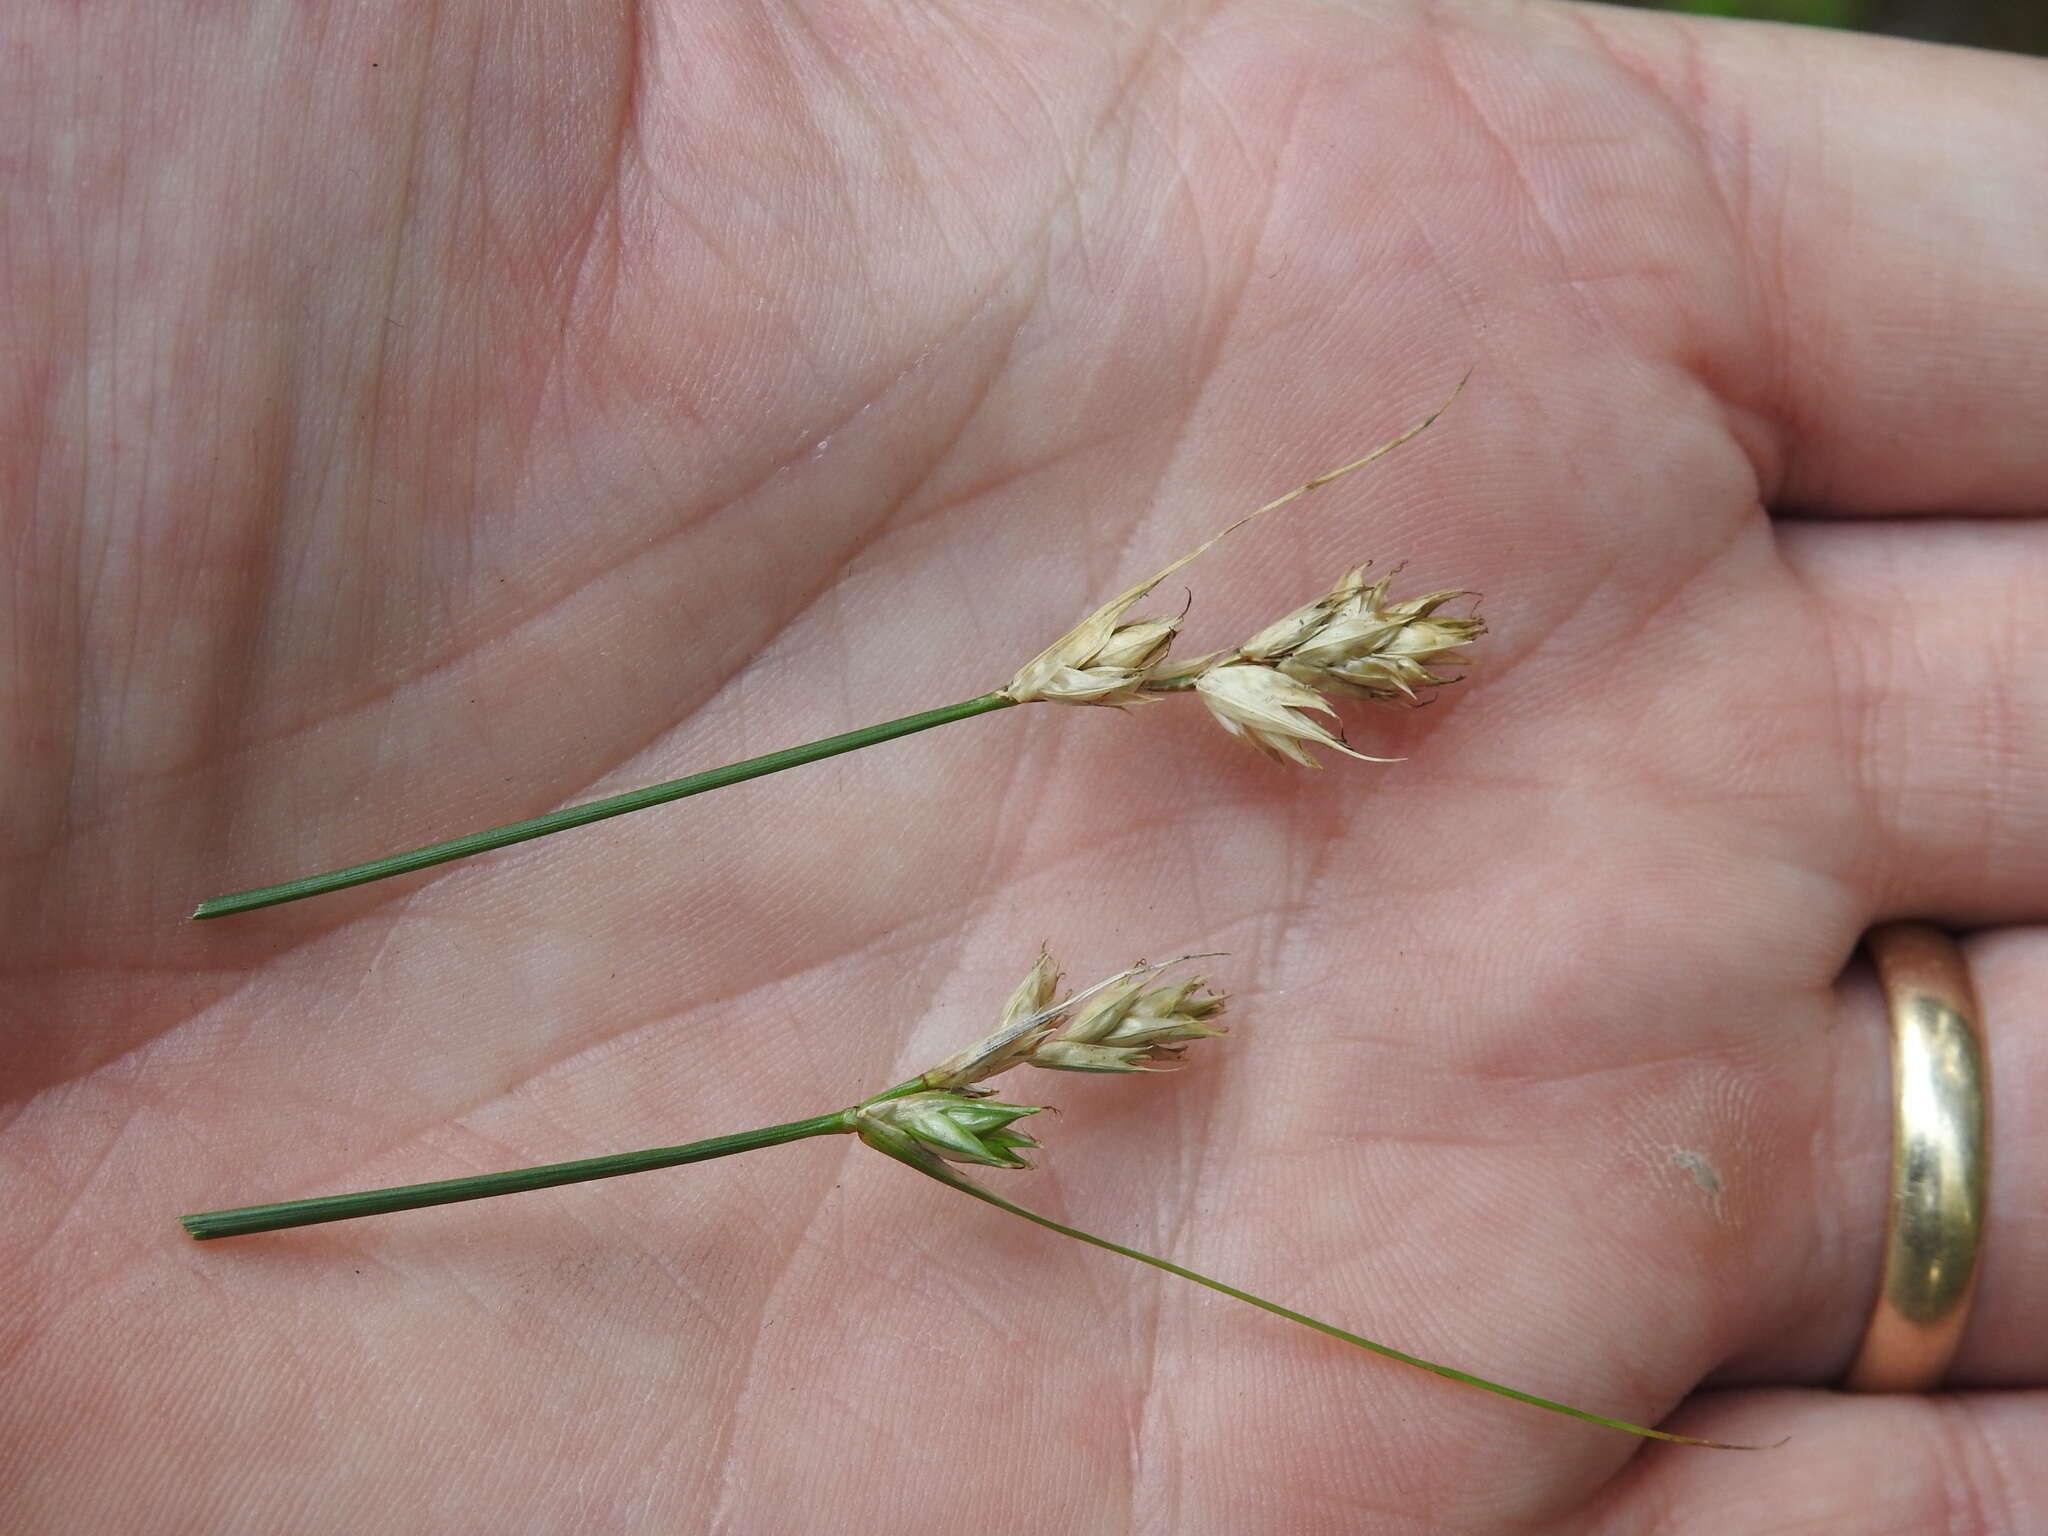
[5,3,2044,1530]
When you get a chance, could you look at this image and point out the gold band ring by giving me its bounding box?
[1844,922,1991,1392]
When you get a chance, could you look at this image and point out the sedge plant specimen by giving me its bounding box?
[23,1,2033,1528]
[192,391,1481,918]
[182,954,1768,1450]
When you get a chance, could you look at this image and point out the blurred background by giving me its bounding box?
[1625,0,2045,54]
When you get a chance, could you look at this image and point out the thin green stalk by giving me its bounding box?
[181,1112,855,1240]
[903,1161,1769,1450]
[181,1079,931,1240]
[193,693,1018,919]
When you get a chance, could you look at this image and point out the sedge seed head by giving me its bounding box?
[922,951,1067,1091]
[921,954,1229,1090]
[1030,973,1228,1074]
[1246,567,1484,703]
[854,1092,1045,1172]
[1000,386,1470,713]
[1002,595,1182,708]
[1191,661,1396,767]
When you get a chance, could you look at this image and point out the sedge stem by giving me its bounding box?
[192,692,1019,919]
[180,1110,856,1240]
[908,1164,1770,1450]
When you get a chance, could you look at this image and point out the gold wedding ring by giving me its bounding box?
[1844,922,1990,1392]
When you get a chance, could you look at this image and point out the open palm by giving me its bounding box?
[7,3,2045,1530]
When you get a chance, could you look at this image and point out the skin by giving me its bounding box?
[4,2,2045,1530]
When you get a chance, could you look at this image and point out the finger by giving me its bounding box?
[1584,1388,2048,1535]
[1573,7,2048,513]
[1777,517,2048,924]
[1747,925,2046,1389]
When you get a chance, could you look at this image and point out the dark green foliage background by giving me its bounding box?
[1633,0,2045,55]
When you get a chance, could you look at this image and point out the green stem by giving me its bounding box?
[181,1110,855,1240]
[907,1163,1767,1450]
[192,692,1019,919]
[182,1078,930,1240]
